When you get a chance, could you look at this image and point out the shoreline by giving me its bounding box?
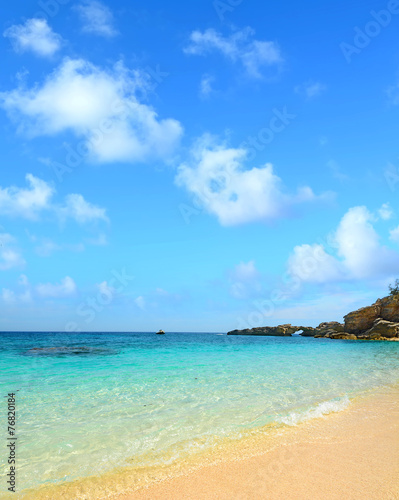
[13,383,399,500]
[115,383,399,500]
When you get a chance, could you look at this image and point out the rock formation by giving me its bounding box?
[228,324,299,336]
[227,294,399,341]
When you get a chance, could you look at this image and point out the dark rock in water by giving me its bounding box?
[25,346,115,356]
[227,324,300,336]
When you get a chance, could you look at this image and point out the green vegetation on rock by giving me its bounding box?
[389,279,399,296]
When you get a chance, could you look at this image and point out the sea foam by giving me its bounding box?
[277,395,350,426]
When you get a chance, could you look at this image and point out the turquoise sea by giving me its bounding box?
[0,331,398,497]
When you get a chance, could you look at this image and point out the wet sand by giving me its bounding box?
[113,386,399,500]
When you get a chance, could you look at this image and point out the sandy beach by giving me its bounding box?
[112,385,399,500]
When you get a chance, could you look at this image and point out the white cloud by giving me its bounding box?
[61,194,109,224]
[231,261,259,282]
[97,280,116,296]
[0,174,108,225]
[0,174,54,220]
[287,206,399,283]
[18,274,29,287]
[0,233,25,271]
[36,276,77,298]
[200,74,215,98]
[175,136,329,226]
[295,81,326,99]
[390,225,399,243]
[378,203,393,220]
[288,244,343,283]
[0,249,25,271]
[2,286,32,304]
[0,58,183,163]
[75,0,117,37]
[184,28,282,78]
[1,289,16,304]
[3,18,62,57]
[134,296,146,310]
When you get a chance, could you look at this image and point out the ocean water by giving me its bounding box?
[0,331,398,496]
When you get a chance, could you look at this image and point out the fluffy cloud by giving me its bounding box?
[176,137,328,226]
[287,206,399,283]
[0,58,182,163]
[61,194,108,224]
[378,203,393,220]
[0,174,54,220]
[74,0,117,37]
[184,28,282,78]
[36,276,77,298]
[0,233,25,271]
[0,174,108,224]
[3,18,62,57]
[295,81,326,99]
[1,287,31,304]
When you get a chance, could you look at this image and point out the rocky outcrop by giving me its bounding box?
[329,332,357,340]
[298,327,317,337]
[227,324,300,336]
[344,294,399,334]
[379,294,399,323]
[359,319,399,339]
[227,294,399,341]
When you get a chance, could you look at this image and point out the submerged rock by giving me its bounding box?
[25,346,115,356]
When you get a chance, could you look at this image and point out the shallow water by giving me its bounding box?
[0,331,398,494]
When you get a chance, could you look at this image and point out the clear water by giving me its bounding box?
[0,331,398,494]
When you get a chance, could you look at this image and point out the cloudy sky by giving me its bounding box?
[1,0,399,332]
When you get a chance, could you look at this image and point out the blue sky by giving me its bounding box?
[1,0,399,332]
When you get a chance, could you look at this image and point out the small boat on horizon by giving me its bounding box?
[156,329,165,335]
